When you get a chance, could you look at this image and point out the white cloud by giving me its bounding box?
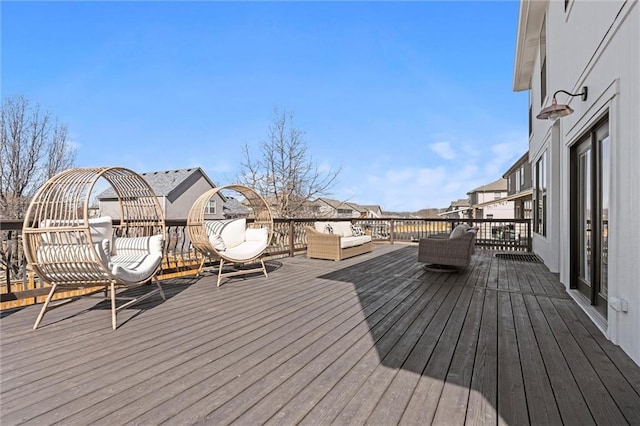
[429,141,457,160]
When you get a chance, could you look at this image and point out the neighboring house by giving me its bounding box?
[347,203,383,219]
[312,198,383,219]
[467,178,514,220]
[513,0,639,365]
[438,198,471,219]
[502,151,533,219]
[98,168,229,221]
[314,198,358,218]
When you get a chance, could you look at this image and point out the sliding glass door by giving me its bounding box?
[571,117,609,317]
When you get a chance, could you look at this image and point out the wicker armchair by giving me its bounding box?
[187,185,273,286]
[23,167,166,330]
[418,228,476,271]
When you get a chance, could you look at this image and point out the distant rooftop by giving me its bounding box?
[98,167,214,199]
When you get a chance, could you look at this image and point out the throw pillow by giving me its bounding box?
[351,225,364,236]
[209,234,226,251]
[449,224,469,239]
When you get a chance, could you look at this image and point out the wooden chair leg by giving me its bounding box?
[110,281,117,330]
[196,256,206,277]
[261,259,268,278]
[156,281,166,301]
[33,284,57,330]
[217,258,225,287]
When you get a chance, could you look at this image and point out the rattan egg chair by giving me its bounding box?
[187,184,273,286]
[23,167,166,330]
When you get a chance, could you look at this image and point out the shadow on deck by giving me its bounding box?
[1,245,639,425]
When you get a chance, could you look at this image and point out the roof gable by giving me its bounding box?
[468,178,508,194]
[97,167,215,199]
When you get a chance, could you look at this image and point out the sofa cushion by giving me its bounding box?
[340,235,372,249]
[314,221,335,234]
[332,222,353,237]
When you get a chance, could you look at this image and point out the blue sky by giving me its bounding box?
[2,1,528,212]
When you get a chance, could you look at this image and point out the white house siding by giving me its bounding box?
[518,0,639,365]
[474,192,514,219]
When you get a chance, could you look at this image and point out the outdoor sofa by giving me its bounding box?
[305,221,373,261]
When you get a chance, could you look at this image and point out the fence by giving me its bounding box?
[1,217,531,308]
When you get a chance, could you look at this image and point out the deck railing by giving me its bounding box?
[1,217,531,308]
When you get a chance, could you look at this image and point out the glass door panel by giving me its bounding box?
[599,134,610,301]
[577,147,592,294]
[571,117,608,317]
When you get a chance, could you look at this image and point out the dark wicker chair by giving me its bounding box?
[418,228,476,272]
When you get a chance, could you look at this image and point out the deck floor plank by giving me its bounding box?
[2,245,640,426]
[496,291,528,426]
[510,293,563,425]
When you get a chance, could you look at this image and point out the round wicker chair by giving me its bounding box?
[23,167,166,330]
[187,184,273,286]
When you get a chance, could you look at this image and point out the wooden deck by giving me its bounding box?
[1,245,639,425]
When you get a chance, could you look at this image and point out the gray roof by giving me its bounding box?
[450,198,470,208]
[97,167,215,199]
[223,198,250,216]
[317,197,353,210]
[468,178,508,194]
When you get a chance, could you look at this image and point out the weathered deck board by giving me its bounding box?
[2,244,640,426]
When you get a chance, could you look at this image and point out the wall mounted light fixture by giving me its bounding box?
[536,86,588,120]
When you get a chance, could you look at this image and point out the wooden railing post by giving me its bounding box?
[390,219,395,244]
[6,231,13,294]
[289,220,295,257]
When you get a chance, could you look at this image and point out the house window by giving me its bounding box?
[540,17,547,106]
[523,200,533,219]
[534,150,547,236]
[494,192,502,200]
[205,199,216,215]
[337,208,352,216]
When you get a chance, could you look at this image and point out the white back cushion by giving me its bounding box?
[220,218,246,249]
[88,216,112,242]
[332,222,353,237]
[314,221,332,233]
[450,223,470,239]
[245,227,269,244]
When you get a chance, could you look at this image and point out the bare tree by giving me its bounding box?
[237,108,341,218]
[1,95,76,219]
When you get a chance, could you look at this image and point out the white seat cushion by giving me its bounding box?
[110,253,162,284]
[223,241,268,262]
[340,235,372,249]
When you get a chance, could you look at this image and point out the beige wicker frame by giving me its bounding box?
[187,184,273,286]
[23,167,166,330]
[305,226,373,261]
